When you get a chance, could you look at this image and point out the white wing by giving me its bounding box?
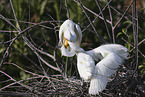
[89,53,123,95]
[86,50,103,61]
[96,44,128,59]
[77,52,95,81]
[89,75,108,95]
[87,44,128,60]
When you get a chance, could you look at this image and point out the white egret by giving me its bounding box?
[77,44,128,95]
[59,19,83,57]
[58,20,128,95]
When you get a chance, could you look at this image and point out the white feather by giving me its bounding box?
[59,19,76,43]
[87,44,128,60]
[89,44,128,95]
[60,46,76,57]
[61,42,84,57]
[63,28,76,42]
[79,44,128,95]
[89,75,108,95]
[89,53,124,95]
[59,19,82,45]
[59,21,128,95]
[59,19,83,57]
[75,24,82,46]
[77,52,95,81]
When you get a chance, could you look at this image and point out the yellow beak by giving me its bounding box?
[63,37,69,49]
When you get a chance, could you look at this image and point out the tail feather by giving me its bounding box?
[89,76,108,95]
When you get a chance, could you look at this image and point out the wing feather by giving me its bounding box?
[89,53,124,95]
[77,52,95,81]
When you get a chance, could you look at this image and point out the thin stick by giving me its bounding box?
[76,0,105,43]
[113,0,134,28]
[95,0,112,42]
[107,0,115,43]
[65,0,70,19]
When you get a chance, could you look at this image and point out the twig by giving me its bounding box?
[3,62,44,77]
[65,0,70,19]
[75,0,106,43]
[95,0,112,42]
[107,0,115,43]
[1,1,59,72]
[113,0,134,28]
[0,70,33,91]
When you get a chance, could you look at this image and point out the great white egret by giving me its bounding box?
[58,19,83,57]
[58,20,128,95]
[77,44,128,95]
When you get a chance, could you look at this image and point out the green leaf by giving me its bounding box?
[12,0,22,18]
[20,70,30,80]
[40,0,47,15]
[54,1,60,21]
[122,28,127,35]
[116,32,123,37]
[139,62,145,74]
[0,48,5,53]
[123,21,131,24]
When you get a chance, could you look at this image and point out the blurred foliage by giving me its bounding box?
[139,62,145,74]
[0,0,145,96]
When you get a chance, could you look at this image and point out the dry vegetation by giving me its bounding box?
[0,0,145,96]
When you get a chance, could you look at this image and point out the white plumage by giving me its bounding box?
[77,44,128,95]
[59,19,82,57]
[77,52,95,81]
[58,20,128,95]
[60,41,84,57]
